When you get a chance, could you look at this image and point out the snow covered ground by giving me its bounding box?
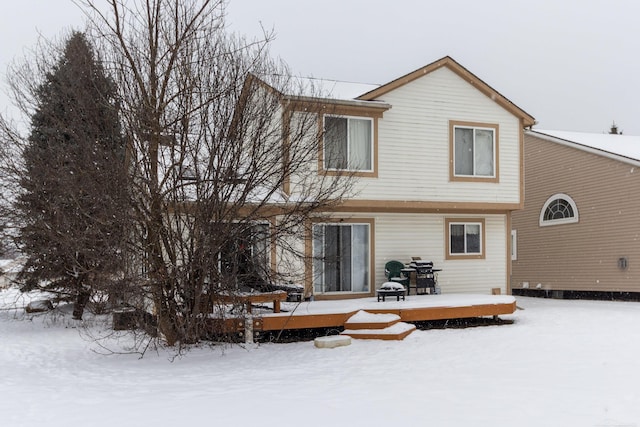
[2,287,640,427]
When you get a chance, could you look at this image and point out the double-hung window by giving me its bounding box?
[324,116,373,171]
[312,222,370,293]
[451,121,498,180]
[446,218,485,259]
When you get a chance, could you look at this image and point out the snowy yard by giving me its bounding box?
[2,288,640,427]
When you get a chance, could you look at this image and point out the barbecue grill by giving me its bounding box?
[407,260,441,295]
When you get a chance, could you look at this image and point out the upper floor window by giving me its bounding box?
[324,116,373,172]
[450,121,499,182]
[539,194,579,226]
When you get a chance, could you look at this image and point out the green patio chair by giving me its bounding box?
[384,260,409,288]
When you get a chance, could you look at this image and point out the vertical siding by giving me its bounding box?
[351,66,522,204]
[511,134,640,292]
[374,213,508,294]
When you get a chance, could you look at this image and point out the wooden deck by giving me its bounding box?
[254,294,517,333]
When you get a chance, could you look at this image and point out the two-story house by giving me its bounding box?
[256,56,535,300]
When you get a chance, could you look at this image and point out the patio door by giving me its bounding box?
[313,223,369,294]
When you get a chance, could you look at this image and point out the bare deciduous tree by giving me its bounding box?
[81,0,356,346]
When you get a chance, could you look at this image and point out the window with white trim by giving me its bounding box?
[324,116,373,171]
[453,125,496,178]
[540,194,579,226]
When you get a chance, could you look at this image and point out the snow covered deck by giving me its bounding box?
[254,294,516,332]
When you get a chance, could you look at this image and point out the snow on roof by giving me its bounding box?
[532,129,640,163]
[289,76,381,101]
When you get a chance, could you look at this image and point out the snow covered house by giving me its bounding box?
[262,56,535,300]
[511,129,640,297]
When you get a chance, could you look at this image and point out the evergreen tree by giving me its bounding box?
[17,32,128,319]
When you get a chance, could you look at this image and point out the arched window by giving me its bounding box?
[539,194,579,226]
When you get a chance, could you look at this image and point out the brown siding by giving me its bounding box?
[511,133,640,293]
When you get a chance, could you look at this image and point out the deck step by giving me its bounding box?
[342,310,416,340]
[341,321,416,341]
[343,310,401,330]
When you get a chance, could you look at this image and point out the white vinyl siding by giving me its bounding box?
[373,213,508,294]
[346,66,521,203]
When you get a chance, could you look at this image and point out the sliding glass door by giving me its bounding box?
[313,223,370,294]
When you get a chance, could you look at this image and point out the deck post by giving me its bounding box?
[244,314,254,344]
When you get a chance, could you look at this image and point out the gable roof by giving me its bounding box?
[529,129,640,166]
[250,56,534,125]
[356,56,536,127]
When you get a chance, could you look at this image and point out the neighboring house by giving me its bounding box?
[264,56,535,300]
[511,129,640,296]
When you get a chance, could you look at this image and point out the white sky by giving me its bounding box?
[2,0,639,134]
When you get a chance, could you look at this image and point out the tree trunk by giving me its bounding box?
[155,294,180,346]
[72,280,91,320]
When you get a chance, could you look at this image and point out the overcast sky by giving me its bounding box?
[2,0,639,134]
